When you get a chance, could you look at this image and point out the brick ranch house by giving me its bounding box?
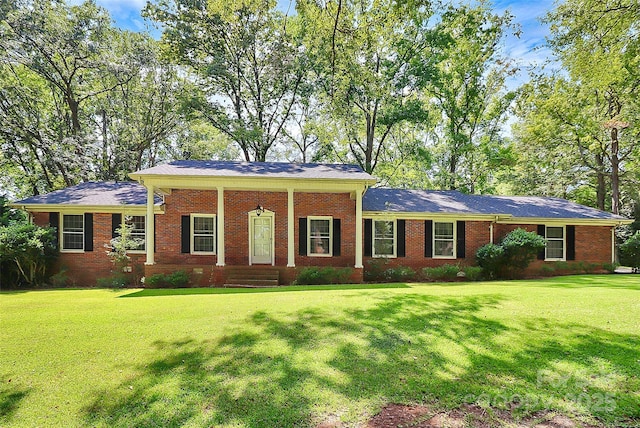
[12,160,631,286]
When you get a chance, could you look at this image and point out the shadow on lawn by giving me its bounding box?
[83,293,640,428]
[0,377,30,425]
[119,283,410,298]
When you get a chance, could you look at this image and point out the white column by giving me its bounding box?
[287,188,295,267]
[355,187,364,268]
[611,226,616,264]
[217,186,225,266]
[145,184,155,265]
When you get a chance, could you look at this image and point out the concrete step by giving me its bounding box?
[224,278,280,287]
[224,266,280,287]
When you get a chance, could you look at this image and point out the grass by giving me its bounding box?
[1,275,639,427]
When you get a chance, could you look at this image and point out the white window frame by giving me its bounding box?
[61,213,84,253]
[545,225,566,261]
[307,216,333,257]
[372,219,397,258]
[191,214,217,255]
[433,221,456,259]
[125,215,146,254]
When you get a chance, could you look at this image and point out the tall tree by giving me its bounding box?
[545,0,640,214]
[421,2,517,193]
[297,0,433,173]
[145,0,305,162]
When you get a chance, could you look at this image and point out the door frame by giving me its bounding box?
[248,209,275,266]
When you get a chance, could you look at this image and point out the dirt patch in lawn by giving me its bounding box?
[318,403,607,427]
[364,403,605,428]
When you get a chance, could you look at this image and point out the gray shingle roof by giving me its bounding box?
[364,188,628,221]
[130,160,376,181]
[13,182,160,206]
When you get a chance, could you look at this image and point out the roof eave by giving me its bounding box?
[10,203,164,214]
[497,216,632,226]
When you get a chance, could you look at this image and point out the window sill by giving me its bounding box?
[191,252,216,256]
[544,258,566,262]
[60,249,84,254]
[308,253,332,257]
[373,254,397,259]
[433,255,456,260]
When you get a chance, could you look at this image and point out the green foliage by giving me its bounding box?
[620,232,640,269]
[382,266,416,282]
[0,221,57,287]
[476,229,546,279]
[49,269,71,288]
[0,195,25,226]
[602,262,619,274]
[422,264,461,281]
[144,270,190,288]
[295,267,352,285]
[96,273,129,289]
[475,243,505,279]
[461,266,483,281]
[363,258,389,282]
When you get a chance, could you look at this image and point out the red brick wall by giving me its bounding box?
[575,225,612,262]
[295,192,356,267]
[32,211,144,286]
[363,220,491,270]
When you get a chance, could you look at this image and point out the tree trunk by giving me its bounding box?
[610,126,620,215]
[595,154,606,211]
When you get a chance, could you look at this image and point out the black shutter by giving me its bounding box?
[456,221,466,259]
[299,218,307,256]
[332,219,341,256]
[424,220,433,258]
[112,214,122,238]
[566,225,576,261]
[84,213,93,252]
[49,212,59,250]
[364,219,372,257]
[537,224,546,260]
[181,215,190,253]
[397,220,406,257]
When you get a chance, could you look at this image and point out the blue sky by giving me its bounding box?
[91,0,557,75]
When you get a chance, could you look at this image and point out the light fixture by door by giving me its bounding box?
[255,205,264,216]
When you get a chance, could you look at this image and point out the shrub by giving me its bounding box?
[0,222,58,287]
[602,262,618,273]
[475,243,505,279]
[49,269,71,287]
[364,258,389,282]
[295,267,352,285]
[620,232,640,269]
[383,266,416,282]
[476,229,546,279]
[422,264,460,281]
[145,270,190,288]
[500,228,546,274]
[96,273,129,288]
[539,265,556,276]
[462,266,483,281]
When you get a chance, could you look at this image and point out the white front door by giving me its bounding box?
[251,216,273,264]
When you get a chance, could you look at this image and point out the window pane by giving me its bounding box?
[311,237,330,254]
[547,240,564,259]
[546,227,563,239]
[434,222,453,239]
[374,238,394,256]
[194,217,214,234]
[434,239,454,257]
[63,232,83,250]
[374,221,394,239]
[129,216,145,233]
[63,215,83,232]
[310,219,330,236]
[193,236,214,252]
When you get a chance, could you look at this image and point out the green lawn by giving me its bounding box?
[1,275,639,427]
